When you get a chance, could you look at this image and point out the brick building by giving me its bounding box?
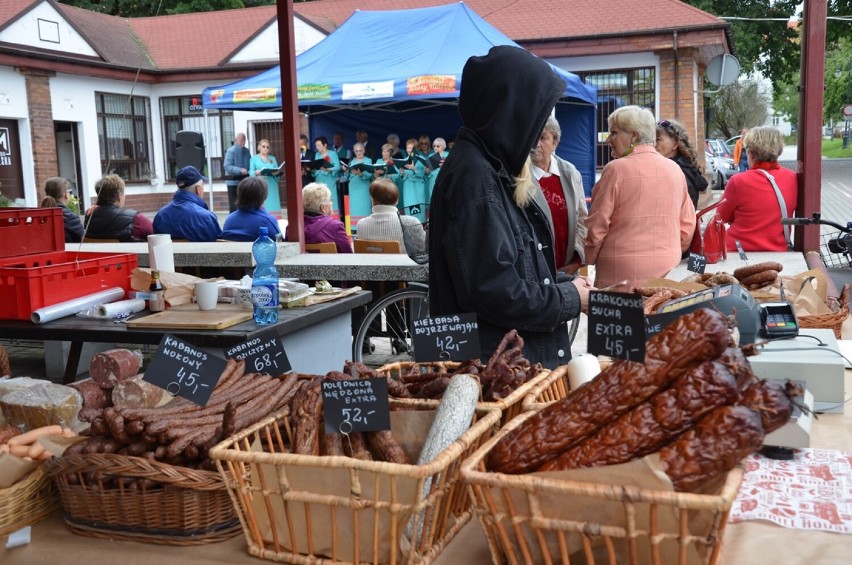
[0,0,730,213]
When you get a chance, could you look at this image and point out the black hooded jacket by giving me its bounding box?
[673,155,708,209]
[428,46,582,369]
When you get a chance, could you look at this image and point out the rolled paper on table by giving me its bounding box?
[566,353,601,390]
[96,298,146,318]
[147,233,175,273]
[31,287,126,324]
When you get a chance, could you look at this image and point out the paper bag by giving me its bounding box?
[248,409,446,564]
[131,268,206,307]
[486,455,728,565]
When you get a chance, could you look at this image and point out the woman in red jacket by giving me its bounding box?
[715,126,797,252]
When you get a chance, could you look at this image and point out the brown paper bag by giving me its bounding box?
[131,268,209,306]
[486,455,725,565]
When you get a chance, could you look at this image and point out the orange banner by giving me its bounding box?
[406,75,457,96]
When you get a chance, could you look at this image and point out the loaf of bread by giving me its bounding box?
[0,382,82,429]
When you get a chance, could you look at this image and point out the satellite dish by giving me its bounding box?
[706,54,740,86]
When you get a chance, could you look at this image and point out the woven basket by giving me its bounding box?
[209,403,502,564]
[377,361,554,426]
[0,466,61,537]
[461,409,745,565]
[42,452,240,545]
[798,283,850,339]
[521,363,571,413]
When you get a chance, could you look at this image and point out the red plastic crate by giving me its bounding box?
[0,207,64,258]
[0,251,138,320]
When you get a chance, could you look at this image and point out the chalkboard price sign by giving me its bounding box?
[144,334,228,406]
[587,291,646,362]
[411,313,480,362]
[687,252,707,274]
[321,377,391,434]
[225,328,291,376]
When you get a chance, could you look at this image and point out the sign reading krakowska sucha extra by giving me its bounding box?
[587,291,646,362]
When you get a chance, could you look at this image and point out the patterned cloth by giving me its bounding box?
[730,449,852,534]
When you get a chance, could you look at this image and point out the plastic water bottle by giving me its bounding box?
[251,227,279,324]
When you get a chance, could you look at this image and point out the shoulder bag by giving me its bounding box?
[690,199,727,264]
[756,169,794,251]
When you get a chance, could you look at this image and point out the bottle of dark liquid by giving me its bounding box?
[149,270,165,312]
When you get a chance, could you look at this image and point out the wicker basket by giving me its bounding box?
[521,363,571,413]
[461,409,745,565]
[377,361,554,425]
[0,466,61,537]
[798,283,850,339]
[42,452,241,545]
[209,404,502,564]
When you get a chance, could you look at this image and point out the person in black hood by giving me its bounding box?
[428,46,593,369]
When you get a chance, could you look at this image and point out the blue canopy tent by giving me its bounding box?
[203,3,597,192]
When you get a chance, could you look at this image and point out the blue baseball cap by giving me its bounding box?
[175,166,209,188]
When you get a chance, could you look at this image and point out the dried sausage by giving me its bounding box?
[660,405,764,492]
[487,308,732,474]
[737,379,802,435]
[88,349,142,389]
[733,261,783,280]
[539,361,739,471]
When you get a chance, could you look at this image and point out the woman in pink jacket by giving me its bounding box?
[584,106,696,289]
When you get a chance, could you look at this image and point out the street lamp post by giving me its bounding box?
[844,62,851,150]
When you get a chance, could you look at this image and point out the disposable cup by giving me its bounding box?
[195,281,219,311]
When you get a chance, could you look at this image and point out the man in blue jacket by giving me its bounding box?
[153,166,222,242]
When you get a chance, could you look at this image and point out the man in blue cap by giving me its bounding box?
[153,165,222,241]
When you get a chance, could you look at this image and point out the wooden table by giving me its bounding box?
[0,291,372,382]
[3,342,849,564]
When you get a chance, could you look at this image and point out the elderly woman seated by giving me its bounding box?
[221,177,281,242]
[86,174,154,242]
[286,182,352,253]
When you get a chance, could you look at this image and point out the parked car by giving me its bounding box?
[704,148,720,191]
[705,138,737,189]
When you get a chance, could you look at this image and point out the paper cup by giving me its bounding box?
[195,282,219,311]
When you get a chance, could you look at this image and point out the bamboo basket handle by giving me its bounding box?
[43,453,225,491]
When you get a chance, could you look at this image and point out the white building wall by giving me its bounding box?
[229,18,325,64]
[0,66,36,205]
[0,0,98,57]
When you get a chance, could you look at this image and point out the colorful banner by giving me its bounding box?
[406,75,457,96]
[341,81,394,101]
[298,83,332,101]
[233,88,279,104]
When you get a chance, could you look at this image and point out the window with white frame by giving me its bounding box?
[96,92,153,182]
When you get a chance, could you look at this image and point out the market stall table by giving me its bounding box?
[3,342,850,564]
[0,291,371,383]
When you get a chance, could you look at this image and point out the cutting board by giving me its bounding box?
[127,304,253,330]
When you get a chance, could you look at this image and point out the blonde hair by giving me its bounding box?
[608,105,657,145]
[303,182,332,214]
[743,126,784,163]
[513,157,536,208]
[95,174,125,206]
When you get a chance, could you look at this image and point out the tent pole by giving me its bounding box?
[204,108,215,211]
[277,0,304,248]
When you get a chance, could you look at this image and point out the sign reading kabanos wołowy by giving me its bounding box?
[406,75,456,96]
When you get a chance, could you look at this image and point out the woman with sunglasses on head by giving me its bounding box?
[584,106,696,289]
[248,138,281,215]
[655,119,708,209]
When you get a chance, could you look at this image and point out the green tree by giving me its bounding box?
[824,37,852,123]
[707,79,770,138]
[685,1,852,92]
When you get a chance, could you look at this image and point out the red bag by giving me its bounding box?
[690,199,727,264]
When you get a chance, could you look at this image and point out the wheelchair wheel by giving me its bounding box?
[352,287,429,366]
